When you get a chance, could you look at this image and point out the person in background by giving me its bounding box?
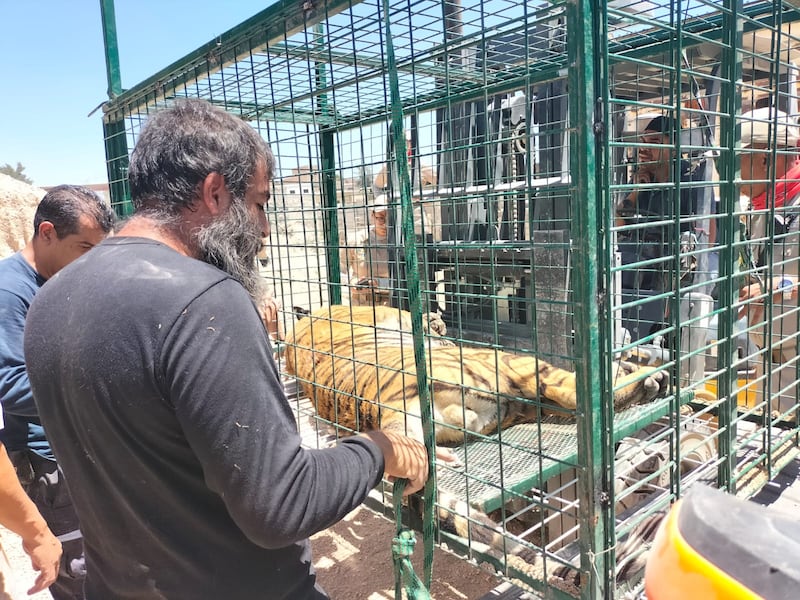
[0,185,115,599]
[23,98,437,600]
[343,199,392,306]
[738,107,800,364]
[616,114,700,293]
[615,114,718,348]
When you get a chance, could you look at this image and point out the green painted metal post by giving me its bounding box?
[595,3,631,594]
[568,0,609,597]
[314,22,343,305]
[99,0,130,216]
[382,0,437,591]
[103,118,132,218]
[320,127,341,305]
[716,0,744,492]
[99,0,123,98]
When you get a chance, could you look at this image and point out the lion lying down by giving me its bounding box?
[283,305,670,587]
[284,305,669,444]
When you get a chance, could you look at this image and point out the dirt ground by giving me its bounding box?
[0,505,498,600]
[312,505,498,600]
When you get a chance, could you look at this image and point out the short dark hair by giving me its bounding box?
[643,115,678,136]
[128,99,275,215]
[34,185,116,239]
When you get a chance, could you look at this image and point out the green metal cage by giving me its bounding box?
[100,0,800,597]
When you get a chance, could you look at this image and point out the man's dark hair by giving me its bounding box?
[644,115,678,136]
[33,185,116,239]
[128,99,275,215]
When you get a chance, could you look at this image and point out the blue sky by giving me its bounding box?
[0,1,270,187]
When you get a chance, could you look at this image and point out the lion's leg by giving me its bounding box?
[533,366,579,410]
[380,405,462,465]
[610,362,670,411]
[514,357,668,413]
[423,312,447,337]
[438,404,483,435]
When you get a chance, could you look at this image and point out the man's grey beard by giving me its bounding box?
[196,198,266,302]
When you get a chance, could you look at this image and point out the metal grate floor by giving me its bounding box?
[285,374,683,514]
[438,398,678,513]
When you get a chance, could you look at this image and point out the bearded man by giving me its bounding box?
[23,99,430,600]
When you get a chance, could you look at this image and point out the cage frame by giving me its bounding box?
[99,1,800,598]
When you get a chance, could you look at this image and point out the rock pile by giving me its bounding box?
[0,174,44,259]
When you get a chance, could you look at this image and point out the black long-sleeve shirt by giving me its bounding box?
[25,237,385,599]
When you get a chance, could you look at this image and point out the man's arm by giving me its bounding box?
[738,276,797,322]
[0,289,37,418]
[0,442,61,594]
[615,193,637,228]
[161,280,429,550]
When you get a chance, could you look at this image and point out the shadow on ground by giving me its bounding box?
[312,506,498,600]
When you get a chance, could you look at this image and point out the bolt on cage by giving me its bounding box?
[101,0,800,597]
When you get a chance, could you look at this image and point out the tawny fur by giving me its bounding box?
[284,305,669,444]
[283,305,669,583]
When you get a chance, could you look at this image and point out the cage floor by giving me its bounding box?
[438,398,680,513]
[285,375,684,514]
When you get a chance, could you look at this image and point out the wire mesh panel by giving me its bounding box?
[605,2,800,596]
[101,0,800,598]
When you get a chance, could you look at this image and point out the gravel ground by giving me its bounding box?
[312,505,498,599]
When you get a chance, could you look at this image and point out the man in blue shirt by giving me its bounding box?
[0,185,115,599]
